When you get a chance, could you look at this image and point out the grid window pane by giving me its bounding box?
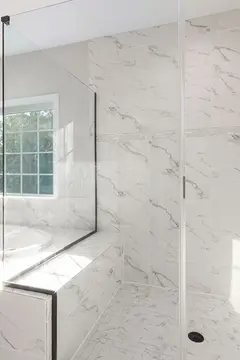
[39,131,53,152]
[6,175,21,194]
[22,132,37,152]
[39,110,53,130]
[22,112,38,130]
[22,154,38,174]
[6,154,20,173]
[0,175,3,193]
[0,135,3,154]
[5,114,23,132]
[39,153,53,174]
[6,133,21,153]
[39,175,53,194]
[0,155,3,174]
[4,107,54,196]
[22,175,38,194]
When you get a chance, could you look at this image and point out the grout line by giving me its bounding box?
[123,282,230,301]
[70,285,122,360]
[187,289,230,300]
[123,281,178,292]
[6,230,96,283]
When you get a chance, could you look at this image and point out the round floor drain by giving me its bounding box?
[188,332,204,343]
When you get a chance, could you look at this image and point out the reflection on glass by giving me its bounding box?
[39,131,53,152]
[2,109,55,195]
[22,175,38,194]
[6,154,20,173]
[39,110,53,130]
[6,175,21,194]
[39,153,53,174]
[2,6,96,284]
[6,133,20,152]
[22,154,38,173]
[39,175,53,194]
[22,132,37,152]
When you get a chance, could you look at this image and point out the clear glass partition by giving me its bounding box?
[185,5,240,360]
[0,20,4,285]
[115,1,183,359]
[2,0,240,359]
[2,0,186,359]
[2,12,96,281]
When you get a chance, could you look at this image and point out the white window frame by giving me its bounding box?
[1,94,59,199]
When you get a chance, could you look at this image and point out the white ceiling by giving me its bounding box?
[1,0,240,55]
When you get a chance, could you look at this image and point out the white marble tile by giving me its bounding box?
[89,23,180,138]
[171,13,240,292]
[186,16,240,130]
[75,284,179,360]
[0,288,51,360]
[90,19,181,288]
[116,132,180,287]
[186,127,240,296]
[5,196,95,230]
[74,284,240,360]
[57,239,122,360]
[4,226,90,281]
[149,133,180,288]
[187,291,240,360]
[185,10,240,35]
[97,135,121,232]
[0,347,45,360]
[15,231,117,291]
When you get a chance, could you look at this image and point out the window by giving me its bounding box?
[0,95,57,196]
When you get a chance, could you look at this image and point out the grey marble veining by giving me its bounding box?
[75,284,179,360]
[57,234,122,360]
[3,226,90,281]
[15,231,118,291]
[75,284,240,360]
[0,288,51,360]
[89,16,181,289]
[89,8,240,297]
[186,128,240,296]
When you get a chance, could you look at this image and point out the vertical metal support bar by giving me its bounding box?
[1,15,10,269]
[1,20,5,264]
[52,292,57,360]
[94,92,98,231]
[178,0,187,359]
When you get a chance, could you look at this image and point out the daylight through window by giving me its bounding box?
[0,109,54,196]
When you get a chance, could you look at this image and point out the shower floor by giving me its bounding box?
[76,284,240,360]
[3,225,91,281]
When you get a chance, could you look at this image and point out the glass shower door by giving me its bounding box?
[185,6,240,360]
[1,0,188,359]
[0,18,6,286]
[1,11,96,282]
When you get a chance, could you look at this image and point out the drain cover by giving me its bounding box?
[188,332,204,343]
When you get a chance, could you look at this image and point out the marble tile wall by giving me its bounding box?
[90,9,240,297]
[0,287,52,360]
[185,10,240,297]
[89,23,181,289]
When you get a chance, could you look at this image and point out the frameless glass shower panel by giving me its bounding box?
[112,1,182,359]
[3,13,96,281]
[185,7,240,360]
[0,20,4,283]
